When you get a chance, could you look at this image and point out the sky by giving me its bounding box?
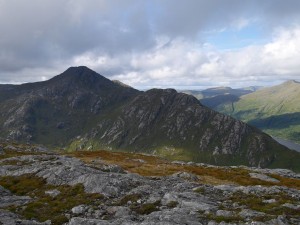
[0,0,300,90]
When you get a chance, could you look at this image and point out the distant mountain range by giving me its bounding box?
[193,80,300,149]
[0,66,299,171]
[182,86,262,100]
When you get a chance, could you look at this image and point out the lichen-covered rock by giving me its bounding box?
[0,185,32,208]
[45,189,61,197]
[0,150,299,225]
[239,209,266,219]
[71,205,87,214]
[249,172,280,183]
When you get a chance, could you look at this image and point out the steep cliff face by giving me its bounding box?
[0,66,298,170]
[78,88,296,169]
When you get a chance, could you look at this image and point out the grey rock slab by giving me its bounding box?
[0,185,32,208]
[239,209,265,218]
[141,208,203,225]
[249,173,280,183]
[17,220,51,225]
[111,206,131,218]
[262,215,291,225]
[100,164,126,173]
[45,189,61,197]
[282,203,300,209]
[0,209,50,225]
[1,153,300,225]
[249,167,300,179]
[31,146,50,153]
[131,159,145,163]
[214,185,237,193]
[0,195,32,208]
[262,199,276,204]
[0,209,19,225]
[181,200,216,211]
[215,210,235,217]
[66,217,113,225]
[71,205,87,214]
[172,172,199,182]
[161,192,179,206]
[4,145,17,151]
[231,185,300,203]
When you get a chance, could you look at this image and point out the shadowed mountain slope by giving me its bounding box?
[0,67,299,171]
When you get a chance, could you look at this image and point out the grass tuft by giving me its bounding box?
[131,200,161,215]
[0,174,104,225]
[67,150,300,190]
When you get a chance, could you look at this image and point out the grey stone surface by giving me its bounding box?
[249,172,280,183]
[45,189,61,197]
[0,209,51,225]
[0,185,32,208]
[239,209,266,218]
[172,171,199,182]
[262,198,276,204]
[215,210,234,217]
[0,150,299,225]
[71,205,87,214]
[282,203,300,209]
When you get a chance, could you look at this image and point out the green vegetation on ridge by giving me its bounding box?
[214,80,300,144]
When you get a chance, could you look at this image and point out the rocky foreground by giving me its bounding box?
[0,143,299,225]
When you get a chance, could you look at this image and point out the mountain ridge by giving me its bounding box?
[0,66,299,171]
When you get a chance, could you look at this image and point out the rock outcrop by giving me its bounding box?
[0,145,299,224]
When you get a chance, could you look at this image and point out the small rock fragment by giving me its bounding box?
[45,189,61,197]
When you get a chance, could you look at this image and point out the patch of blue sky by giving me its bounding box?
[204,23,268,50]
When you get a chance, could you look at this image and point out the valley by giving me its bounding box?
[196,81,300,146]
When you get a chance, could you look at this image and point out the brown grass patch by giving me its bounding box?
[66,150,300,189]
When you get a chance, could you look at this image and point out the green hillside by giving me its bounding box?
[182,86,254,100]
[218,80,300,143]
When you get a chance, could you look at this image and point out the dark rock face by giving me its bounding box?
[82,88,298,169]
[0,66,299,170]
[0,66,139,146]
[96,89,250,153]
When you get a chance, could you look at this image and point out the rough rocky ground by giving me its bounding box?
[0,143,299,225]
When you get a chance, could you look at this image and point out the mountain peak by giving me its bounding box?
[62,66,102,79]
[49,66,114,89]
[64,66,93,74]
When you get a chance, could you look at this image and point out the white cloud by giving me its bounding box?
[0,1,300,88]
[95,26,300,89]
[17,25,292,89]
